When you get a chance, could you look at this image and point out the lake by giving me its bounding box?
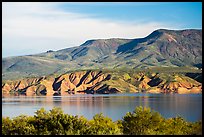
[2,93,202,122]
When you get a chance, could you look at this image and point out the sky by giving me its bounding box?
[2,2,202,58]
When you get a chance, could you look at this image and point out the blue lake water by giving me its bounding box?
[2,93,202,122]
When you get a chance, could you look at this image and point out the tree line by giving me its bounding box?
[2,106,202,135]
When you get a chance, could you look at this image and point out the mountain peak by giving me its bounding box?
[80,40,95,47]
[80,38,131,48]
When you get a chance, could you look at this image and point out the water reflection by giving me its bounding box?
[2,94,202,122]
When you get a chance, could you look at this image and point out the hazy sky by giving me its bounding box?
[2,2,202,57]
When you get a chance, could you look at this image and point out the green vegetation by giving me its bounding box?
[121,106,202,135]
[3,29,202,81]
[2,66,201,83]
[2,106,202,135]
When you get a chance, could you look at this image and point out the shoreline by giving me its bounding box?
[2,92,202,98]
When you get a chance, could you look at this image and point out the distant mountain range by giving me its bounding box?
[2,29,202,80]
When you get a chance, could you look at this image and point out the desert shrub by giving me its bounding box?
[2,106,202,135]
[86,113,122,135]
[121,106,202,135]
[32,107,88,135]
[2,117,13,135]
[187,120,202,135]
[159,116,195,135]
[2,115,36,135]
[122,106,164,135]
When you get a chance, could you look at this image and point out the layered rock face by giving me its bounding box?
[146,73,202,94]
[2,70,202,96]
[2,71,112,96]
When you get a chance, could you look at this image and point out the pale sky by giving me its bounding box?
[2,2,202,57]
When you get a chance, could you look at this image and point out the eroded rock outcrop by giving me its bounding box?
[147,74,202,94]
[2,70,202,96]
[2,71,113,96]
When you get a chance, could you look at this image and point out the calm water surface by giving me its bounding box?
[2,93,202,122]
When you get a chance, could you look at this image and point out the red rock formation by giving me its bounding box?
[177,87,190,94]
[2,71,202,96]
[2,83,12,93]
[26,86,37,96]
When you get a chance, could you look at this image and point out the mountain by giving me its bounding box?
[117,29,202,68]
[2,29,202,80]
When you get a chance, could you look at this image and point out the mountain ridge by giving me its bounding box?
[2,29,202,81]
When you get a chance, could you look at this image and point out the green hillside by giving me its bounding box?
[2,29,202,81]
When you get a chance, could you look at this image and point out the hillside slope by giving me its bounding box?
[2,29,202,80]
[2,70,202,96]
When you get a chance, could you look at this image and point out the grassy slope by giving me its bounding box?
[2,29,202,81]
